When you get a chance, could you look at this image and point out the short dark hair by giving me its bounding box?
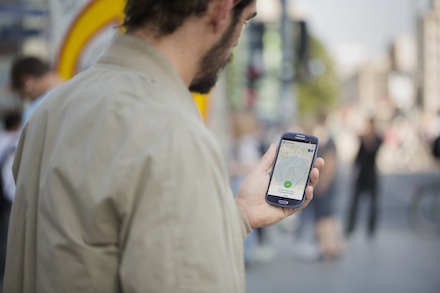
[123,0,253,37]
[10,56,51,92]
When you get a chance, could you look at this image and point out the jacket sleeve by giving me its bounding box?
[235,203,253,238]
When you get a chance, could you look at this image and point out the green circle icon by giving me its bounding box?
[284,181,292,188]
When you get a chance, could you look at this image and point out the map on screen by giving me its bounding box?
[268,139,316,200]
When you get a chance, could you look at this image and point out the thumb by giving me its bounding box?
[256,143,277,172]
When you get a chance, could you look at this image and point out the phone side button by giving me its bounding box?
[278,200,289,205]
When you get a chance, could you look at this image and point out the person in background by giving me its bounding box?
[346,117,383,239]
[0,109,22,287]
[311,113,343,260]
[10,56,64,126]
[293,113,343,261]
[0,58,64,278]
[229,110,275,265]
[3,0,324,292]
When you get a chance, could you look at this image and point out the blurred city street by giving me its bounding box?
[1,0,440,292]
[246,166,440,293]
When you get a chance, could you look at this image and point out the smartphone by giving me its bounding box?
[265,132,319,209]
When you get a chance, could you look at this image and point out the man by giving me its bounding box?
[2,57,62,210]
[10,56,64,125]
[346,117,383,238]
[4,0,324,292]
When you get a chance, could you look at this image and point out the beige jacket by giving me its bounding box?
[4,34,251,293]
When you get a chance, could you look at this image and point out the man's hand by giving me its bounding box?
[235,143,325,229]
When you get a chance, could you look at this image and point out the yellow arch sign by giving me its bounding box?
[55,0,209,121]
[56,0,125,79]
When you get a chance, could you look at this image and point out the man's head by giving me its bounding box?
[124,0,253,35]
[124,0,209,36]
[190,1,254,93]
[124,0,256,94]
[10,56,62,101]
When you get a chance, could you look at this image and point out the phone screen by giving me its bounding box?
[267,139,317,200]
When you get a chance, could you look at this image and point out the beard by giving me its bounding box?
[189,14,239,94]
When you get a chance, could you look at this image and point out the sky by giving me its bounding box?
[255,0,432,76]
[295,0,418,54]
[291,0,431,76]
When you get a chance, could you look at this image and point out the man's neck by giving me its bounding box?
[127,23,214,88]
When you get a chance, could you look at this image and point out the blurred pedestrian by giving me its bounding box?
[3,1,324,292]
[230,110,264,192]
[10,56,64,126]
[311,113,343,260]
[0,58,65,283]
[346,117,383,238]
[293,113,343,261]
[0,109,22,286]
[4,57,64,202]
[229,110,274,264]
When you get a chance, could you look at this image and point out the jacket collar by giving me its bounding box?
[97,33,201,117]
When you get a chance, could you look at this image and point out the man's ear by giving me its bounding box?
[210,0,234,32]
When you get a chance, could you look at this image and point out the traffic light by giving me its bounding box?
[294,20,311,82]
[246,21,265,108]
[295,20,309,65]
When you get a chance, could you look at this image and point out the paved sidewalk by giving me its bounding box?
[246,169,440,293]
